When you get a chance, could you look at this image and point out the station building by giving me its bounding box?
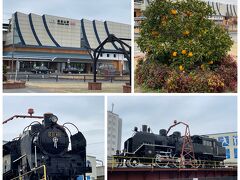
[206,132,237,165]
[3,12,131,74]
[134,0,238,31]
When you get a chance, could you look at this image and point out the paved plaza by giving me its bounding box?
[3,81,128,93]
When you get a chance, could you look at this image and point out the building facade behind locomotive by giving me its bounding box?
[3,113,89,180]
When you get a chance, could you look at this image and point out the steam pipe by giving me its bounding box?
[166,120,189,135]
[3,115,43,124]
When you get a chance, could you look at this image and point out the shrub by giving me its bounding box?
[215,55,237,92]
[135,60,171,89]
[164,70,225,93]
[137,0,233,72]
[135,60,231,93]
[3,65,7,82]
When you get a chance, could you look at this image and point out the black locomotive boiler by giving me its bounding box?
[115,125,226,168]
[3,112,91,180]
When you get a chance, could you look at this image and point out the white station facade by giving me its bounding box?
[3,12,131,73]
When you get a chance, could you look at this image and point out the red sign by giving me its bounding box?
[70,21,76,26]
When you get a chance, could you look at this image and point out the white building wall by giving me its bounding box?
[83,19,99,48]
[4,12,130,54]
[15,12,38,45]
[30,13,55,46]
[106,21,131,47]
[207,132,237,164]
[45,15,81,47]
[218,3,228,16]
[5,18,22,46]
[96,166,104,177]
[94,20,114,50]
[99,53,127,61]
[107,111,122,157]
[86,155,97,180]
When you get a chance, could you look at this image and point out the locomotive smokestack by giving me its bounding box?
[142,125,147,132]
[43,113,53,126]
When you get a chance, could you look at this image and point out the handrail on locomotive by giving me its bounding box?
[10,165,47,180]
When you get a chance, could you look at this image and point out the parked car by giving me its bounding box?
[63,67,82,74]
[31,66,50,74]
[122,69,130,75]
[97,64,118,75]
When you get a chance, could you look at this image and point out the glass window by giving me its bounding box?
[226,149,230,159]
[203,140,212,146]
[234,148,237,158]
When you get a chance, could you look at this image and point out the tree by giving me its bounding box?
[137,0,233,72]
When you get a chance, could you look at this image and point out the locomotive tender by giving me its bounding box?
[3,112,91,180]
[115,125,226,168]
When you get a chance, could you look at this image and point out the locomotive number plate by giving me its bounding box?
[48,131,62,138]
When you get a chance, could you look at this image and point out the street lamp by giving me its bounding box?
[67,59,70,68]
[11,15,15,75]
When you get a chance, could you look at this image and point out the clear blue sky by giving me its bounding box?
[108,96,237,149]
[3,96,105,163]
[3,0,131,24]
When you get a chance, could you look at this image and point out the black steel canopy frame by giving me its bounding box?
[86,34,131,85]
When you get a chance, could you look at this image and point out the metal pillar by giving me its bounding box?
[180,125,196,168]
[167,120,197,168]
[86,34,131,85]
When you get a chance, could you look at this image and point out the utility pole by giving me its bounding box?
[111,103,114,113]
[11,14,15,75]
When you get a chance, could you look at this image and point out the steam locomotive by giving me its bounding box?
[114,125,226,168]
[3,113,91,180]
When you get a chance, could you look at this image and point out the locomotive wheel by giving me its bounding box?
[115,157,124,167]
[156,160,169,167]
[155,154,169,167]
[191,159,200,168]
[169,156,179,168]
[191,159,205,168]
[125,159,131,167]
[129,158,140,167]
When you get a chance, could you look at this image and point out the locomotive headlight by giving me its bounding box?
[51,115,58,123]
